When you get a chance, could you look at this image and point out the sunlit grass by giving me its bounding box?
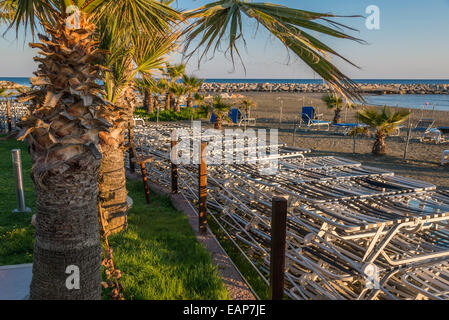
[108,181,228,300]
[0,137,34,266]
[0,136,227,299]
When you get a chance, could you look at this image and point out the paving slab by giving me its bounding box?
[0,264,32,300]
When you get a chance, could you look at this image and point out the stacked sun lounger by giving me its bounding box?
[133,123,449,300]
[0,99,29,133]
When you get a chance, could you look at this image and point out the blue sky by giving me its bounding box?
[1,0,449,79]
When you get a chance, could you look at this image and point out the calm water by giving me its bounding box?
[2,77,449,111]
[363,94,449,111]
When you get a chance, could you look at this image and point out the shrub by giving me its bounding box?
[134,107,202,122]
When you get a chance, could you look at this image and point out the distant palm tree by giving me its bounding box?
[240,98,256,119]
[357,106,410,155]
[169,83,188,112]
[322,94,345,124]
[164,63,186,111]
[194,92,206,107]
[135,77,157,114]
[182,75,204,109]
[157,78,170,110]
[209,95,233,130]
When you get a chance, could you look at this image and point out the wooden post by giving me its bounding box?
[6,99,12,133]
[128,117,136,172]
[292,122,297,147]
[403,110,412,162]
[403,124,412,162]
[198,141,208,235]
[353,116,358,154]
[279,105,283,126]
[270,196,288,300]
[140,162,151,204]
[171,139,178,194]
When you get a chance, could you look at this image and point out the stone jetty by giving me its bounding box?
[201,82,449,95]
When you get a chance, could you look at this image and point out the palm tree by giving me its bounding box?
[357,106,410,155]
[194,92,206,108]
[164,63,186,111]
[13,9,111,301]
[135,77,157,114]
[182,74,204,109]
[322,94,345,124]
[9,0,179,300]
[157,78,170,110]
[240,98,256,119]
[209,95,233,130]
[99,30,178,231]
[169,82,187,113]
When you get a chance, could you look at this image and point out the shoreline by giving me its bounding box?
[240,92,449,127]
[2,78,449,95]
[201,82,449,95]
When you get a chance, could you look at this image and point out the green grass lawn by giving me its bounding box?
[0,136,227,300]
[109,180,227,300]
[0,138,35,266]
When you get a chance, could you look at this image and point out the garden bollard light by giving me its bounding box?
[11,149,31,213]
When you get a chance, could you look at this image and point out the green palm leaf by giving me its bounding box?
[183,0,365,100]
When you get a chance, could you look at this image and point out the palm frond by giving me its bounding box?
[133,32,180,77]
[357,106,410,132]
[0,0,16,26]
[182,74,204,90]
[183,0,365,100]
[89,0,181,40]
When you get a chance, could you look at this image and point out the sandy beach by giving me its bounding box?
[232,92,449,189]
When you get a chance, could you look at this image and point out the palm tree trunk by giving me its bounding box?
[187,92,193,109]
[153,95,159,113]
[6,99,12,133]
[19,15,104,300]
[373,131,387,155]
[98,142,128,233]
[170,93,176,111]
[30,155,102,300]
[165,92,170,110]
[99,65,135,234]
[214,116,223,130]
[143,89,153,114]
[175,99,181,113]
[333,108,342,124]
[147,90,154,114]
[143,90,149,112]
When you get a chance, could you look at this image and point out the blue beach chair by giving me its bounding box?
[299,106,330,131]
[211,108,250,126]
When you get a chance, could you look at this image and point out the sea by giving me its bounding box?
[2,77,449,111]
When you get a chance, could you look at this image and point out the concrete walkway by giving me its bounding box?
[0,264,31,300]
